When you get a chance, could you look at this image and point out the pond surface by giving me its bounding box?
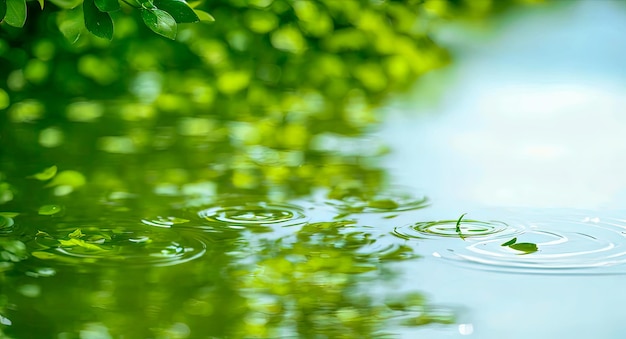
[2,1,626,338]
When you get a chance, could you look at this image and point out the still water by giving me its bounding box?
[2,1,626,338]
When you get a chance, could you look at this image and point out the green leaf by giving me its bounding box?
[141,8,177,40]
[0,212,18,218]
[29,165,57,181]
[49,0,81,9]
[0,0,7,22]
[367,199,399,210]
[59,238,104,251]
[38,204,63,216]
[94,0,119,12]
[509,242,538,254]
[4,0,26,28]
[193,9,214,22]
[57,7,84,43]
[83,0,113,40]
[501,238,517,247]
[68,228,84,238]
[37,0,43,9]
[45,170,86,188]
[153,0,197,23]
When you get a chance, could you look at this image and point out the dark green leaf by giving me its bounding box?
[57,7,84,43]
[509,242,538,254]
[95,0,119,12]
[153,0,197,23]
[83,0,113,40]
[4,0,26,28]
[501,238,517,246]
[0,0,7,22]
[141,8,177,40]
[455,213,467,233]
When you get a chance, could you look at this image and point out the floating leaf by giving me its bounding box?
[29,165,57,181]
[193,9,214,22]
[68,229,84,238]
[501,238,517,247]
[141,8,177,40]
[59,238,104,251]
[0,0,7,22]
[4,0,26,28]
[38,204,63,216]
[509,242,538,254]
[45,170,86,189]
[367,199,399,210]
[0,212,18,218]
[153,0,197,23]
[94,0,119,12]
[83,0,113,40]
[57,7,84,44]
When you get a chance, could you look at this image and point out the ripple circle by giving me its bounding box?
[197,201,307,229]
[394,218,521,240]
[435,213,626,274]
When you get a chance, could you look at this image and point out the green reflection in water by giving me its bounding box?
[0,0,542,337]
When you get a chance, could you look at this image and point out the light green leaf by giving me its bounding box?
[509,242,538,254]
[193,9,213,22]
[83,0,113,40]
[501,238,517,247]
[49,0,81,9]
[68,228,84,238]
[45,170,86,188]
[367,199,399,210]
[32,251,57,259]
[37,0,43,9]
[29,165,57,181]
[59,238,104,251]
[141,8,177,40]
[4,0,26,28]
[0,212,18,218]
[153,0,197,23]
[38,204,63,216]
[57,7,84,43]
[94,0,119,12]
[0,0,7,22]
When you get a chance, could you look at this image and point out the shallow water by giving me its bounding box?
[2,1,626,338]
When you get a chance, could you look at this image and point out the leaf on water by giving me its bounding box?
[0,0,7,22]
[193,9,214,22]
[38,204,63,216]
[83,0,113,40]
[68,228,84,238]
[57,7,84,44]
[94,0,119,12]
[28,165,57,181]
[367,199,399,210]
[153,0,198,23]
[501,238,517,247]
[141,8,177,40]
[0,212,18,218]
[509,242,538,254]
[59,238,105,251]
[4,0,26,28]
[45,170,86,189]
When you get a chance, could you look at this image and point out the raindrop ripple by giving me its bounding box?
[197,201,308,229]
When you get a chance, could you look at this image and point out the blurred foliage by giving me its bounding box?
[0,0,545,337]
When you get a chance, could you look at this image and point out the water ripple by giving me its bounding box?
[30,222,206,267]
[428,212,626,275]
[197,201,308,229]
[393,218,522,240]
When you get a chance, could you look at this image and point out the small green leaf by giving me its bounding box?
[501,238,517,247]
[153,0,197,23]
[193,9,214,22]
[83,0,113,40]
[94,0,119,12]
[59,238,104,251]
[45,170,86,189]
[38,204,63,216]
[37,0,43,9]
[368,199,399,210]
[57,7,84,43]
[32,251,57,259]
[141,8,177,40]
[4,0,26,28]
[0,0,7,22]
[68,228,84,238]
[509,242,538,254]
[29,165,58,181]
[0,212,18,218]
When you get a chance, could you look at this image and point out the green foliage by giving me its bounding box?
[141,8,177,40]
[3,0,26,28]
[83,0,114,39]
